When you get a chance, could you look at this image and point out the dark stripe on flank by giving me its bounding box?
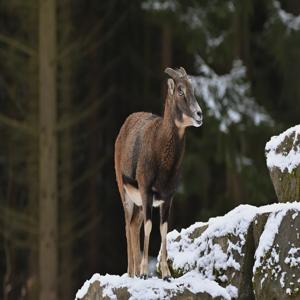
[122,174,138,189]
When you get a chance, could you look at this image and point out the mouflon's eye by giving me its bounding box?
[178,87,184,96]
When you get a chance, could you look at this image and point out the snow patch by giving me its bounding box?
[284,246,300,268]
[280,271,286,288]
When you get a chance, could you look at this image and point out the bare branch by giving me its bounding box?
[0,34,36,57]
[0,113,37,136]
[56,86,114,131]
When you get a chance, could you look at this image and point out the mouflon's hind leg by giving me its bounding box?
[159,200,172,280]
[115,138,135,277]
[123,193,134,277]
[125,216,134,277]
[130,205,143,276]
[140,189,153,278]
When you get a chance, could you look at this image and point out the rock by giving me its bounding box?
[80,281,130,300]
[252,213,269,249]
[252,209,300,300]
[81,283,223,300]
[75,272,231,300]
[166,206,256,300]
[76,203,300,300]
[265,125,300,202]
[166,203,300,300]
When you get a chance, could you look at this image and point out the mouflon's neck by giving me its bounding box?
[162,95,186,139]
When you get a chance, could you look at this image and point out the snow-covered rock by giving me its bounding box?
[166,205,255,299]
[76,202,300,300]
[265,125,300,202]
[75,271,231,300]
[167,202,300,300]
[253,209,300,299]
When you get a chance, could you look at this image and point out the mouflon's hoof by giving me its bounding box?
[140,274,148,280]
[163,276,171,282]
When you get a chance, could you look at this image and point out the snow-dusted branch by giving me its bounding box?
[273,1,300,31]
[192,58,272,132]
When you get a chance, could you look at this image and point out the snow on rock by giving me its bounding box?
[265,124,300,173]
[167,204,257,276]
[284,246,300,268]
[167,202,300,299]
[265,125,300,203]
[75,271,231,300]
[76,274,102,299]
[76,202,300,300]
[252,208,300,299]
[253,209,287,273]
[167,202,300,274]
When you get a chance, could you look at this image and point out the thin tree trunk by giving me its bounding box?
[38,0,58,299]
[161,24,172,97]
[233,2,242,59]
[3,164,13,300]
[58,0,73,298]
[26,4,39,299]
[87,79,99,275]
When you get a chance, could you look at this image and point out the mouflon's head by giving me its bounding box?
[165,67,203,128]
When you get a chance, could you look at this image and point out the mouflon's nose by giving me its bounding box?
[196,111,202,118]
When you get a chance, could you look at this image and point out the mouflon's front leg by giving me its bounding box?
[159,200,172,280]
[140,188,153,278]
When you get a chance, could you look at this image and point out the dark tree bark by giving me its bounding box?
[38,0,58,299]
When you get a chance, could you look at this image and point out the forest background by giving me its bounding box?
[0,0,299,299]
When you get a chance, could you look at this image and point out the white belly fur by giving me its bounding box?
[124,184,163,207]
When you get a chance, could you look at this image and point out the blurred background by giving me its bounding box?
[0,0,299,299]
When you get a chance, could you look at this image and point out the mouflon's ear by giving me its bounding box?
[167,78,175,96]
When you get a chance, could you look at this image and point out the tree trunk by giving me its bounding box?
[58,0,73,298]
[38,0,58,299]
[161,24,172,97]
[26,4,39,299]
